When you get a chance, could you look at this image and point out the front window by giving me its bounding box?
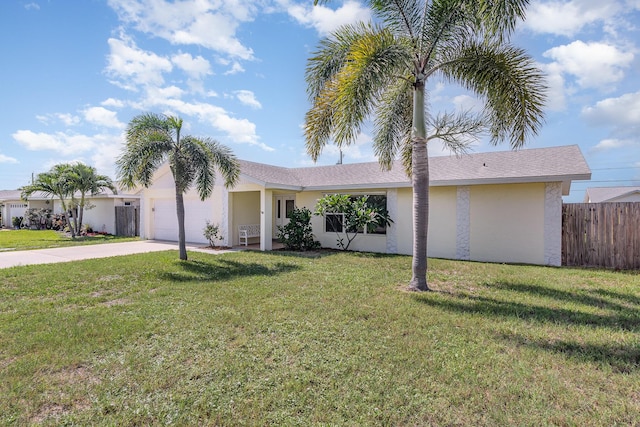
[322,194,388,235]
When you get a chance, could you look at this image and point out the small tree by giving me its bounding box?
[277,207,320,251]
[203,221,223,248]
[314,194,392,251]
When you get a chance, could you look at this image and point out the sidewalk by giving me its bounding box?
[0,240,238,269]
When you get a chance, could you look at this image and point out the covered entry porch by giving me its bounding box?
[227,186,296,251]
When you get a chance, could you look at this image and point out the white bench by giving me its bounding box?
[238,224,260,246]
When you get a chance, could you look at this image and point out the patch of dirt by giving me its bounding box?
[101,298,128,307]
[199,245,233,250]
[0,356,17,371]
[30,364,98,422]
[98,275,123,282]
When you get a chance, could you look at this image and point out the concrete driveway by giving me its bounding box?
[0,240,237,269]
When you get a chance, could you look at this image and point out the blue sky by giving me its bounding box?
[1,0,639,202]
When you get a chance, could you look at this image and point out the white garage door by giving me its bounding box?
[153,198,212,244]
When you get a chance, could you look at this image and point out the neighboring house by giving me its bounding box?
[0,188,140,235]
[140,144,591,266]
[583,186,640,203]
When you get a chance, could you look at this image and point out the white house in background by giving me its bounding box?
[139,145,591,266]
[0,188,140,235]
[583,186,640,203]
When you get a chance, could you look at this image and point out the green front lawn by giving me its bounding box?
[1,250,639,425]
[0,229,138,251]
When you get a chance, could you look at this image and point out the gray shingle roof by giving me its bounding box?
[239,145,591,192]
[584,186,640,203]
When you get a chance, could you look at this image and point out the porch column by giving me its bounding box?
[260,189,273,251]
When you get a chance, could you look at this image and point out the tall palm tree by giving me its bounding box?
[305,0,546,291]
[116,113,240,260]
[67,163,117,234]
[21,163,78,237]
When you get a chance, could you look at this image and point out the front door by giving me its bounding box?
[274,195,296,233]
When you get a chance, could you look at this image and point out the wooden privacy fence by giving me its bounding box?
[562,202,640,269]
[115,206,139,237]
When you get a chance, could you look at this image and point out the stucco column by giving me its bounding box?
[386,188,398,254]
[456,186,471,260]
[260,189,273,251]
[544,182,562,266]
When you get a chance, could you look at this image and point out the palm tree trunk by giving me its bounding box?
[409,82,430,291]
[78,195,85,234]
[175,186,188,261]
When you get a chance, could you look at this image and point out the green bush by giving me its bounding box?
[203,221,222,247]
[277,207,320,251]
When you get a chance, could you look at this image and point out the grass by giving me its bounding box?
[1,249,639,425]
[0,229,138,251]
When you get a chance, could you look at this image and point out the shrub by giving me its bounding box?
[203,221,223,247]
[277,207,320,251]
[11,216,23,229]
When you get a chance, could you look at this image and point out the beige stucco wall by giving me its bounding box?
[427,186,458,259]
[469,183,545,264]
[396,188,413,255]
[82,199,116,234]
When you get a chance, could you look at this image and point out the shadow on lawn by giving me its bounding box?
[413,280,640,371]
[497,332,640,373]
[412,282,640,332]
[159,258,300,282]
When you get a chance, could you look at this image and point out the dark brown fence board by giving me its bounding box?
[115,206,139,237]
[562,202,640,269]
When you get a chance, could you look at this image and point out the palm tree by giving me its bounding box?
[67,163,117,234]
[116,113,240,260]
[21,163,78,237]
[305,0,546,291]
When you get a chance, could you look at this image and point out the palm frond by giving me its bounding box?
[373,77,413,170]
[439,41,546,148]
[426,110,486,154]
[305,22,410,158]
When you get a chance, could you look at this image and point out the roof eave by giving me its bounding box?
[303,182,412,191]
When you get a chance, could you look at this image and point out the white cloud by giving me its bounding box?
[107,0,255,60]
[538,62,567,111]
[140,95,273,151]
[25,3,40,11]
[105,35,173,91]
[83,107,125,129]
[287,0,371,35]
[12,130,96,155]
[582,91,640,127]
[322,132,376,162]
[452,94,483,112]
[90,135,127,179]
[36,113,81,126]
[223,62,245,75]
[171,52,212,79]
[523,0,620,37]
[543,40,634,90]
[235,90,262,109]
[102,98,125,108]
[591,138,637,151]
[0,154,19,164]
